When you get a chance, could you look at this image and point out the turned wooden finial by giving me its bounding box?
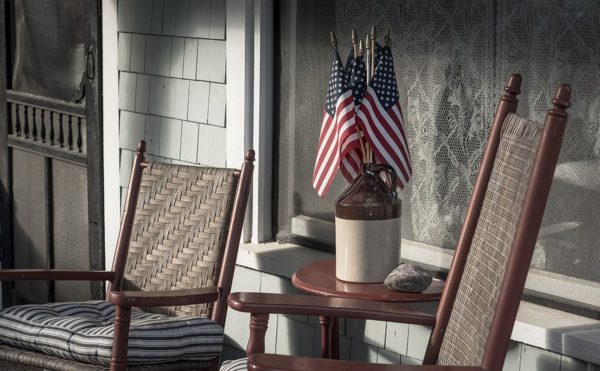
[551,84,572,110]
[136,140,146,153]
[547,84,571,119]
[245,149,256,162]
[501,74,522,104]
[505,74,522,95]
[136,140,148,167]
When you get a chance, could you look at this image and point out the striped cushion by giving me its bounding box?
[0,301,223,366]
[220,358,247,371]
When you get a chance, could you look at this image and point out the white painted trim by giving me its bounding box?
[225,0,253,169]
[102,0,120,269]
[251,0,274,243]
[226,0,259,243]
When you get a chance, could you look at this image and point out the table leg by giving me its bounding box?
[331,317,340,359]
[319,316,332,358]
[319,316,340,359]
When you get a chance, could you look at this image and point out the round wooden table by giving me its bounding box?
[291,258,444,359]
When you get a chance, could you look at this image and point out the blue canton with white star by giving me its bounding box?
[325,52,348,117]
[344,50,367,106]
[350,54,367,105]
[345,51,354,83]
[370,46,399,110]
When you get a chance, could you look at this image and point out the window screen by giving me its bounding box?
[275,0,600,284]
[10,0,88,102]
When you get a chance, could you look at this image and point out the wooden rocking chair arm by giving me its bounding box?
[0,269,116,281]
[108,286,221,307]
[228,293,436,325]
[249,354,484,371]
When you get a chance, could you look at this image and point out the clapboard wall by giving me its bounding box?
[117,0,227,204]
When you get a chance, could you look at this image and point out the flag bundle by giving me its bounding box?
[313,27,412,198]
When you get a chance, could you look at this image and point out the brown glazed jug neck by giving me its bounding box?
[335,163,401,221]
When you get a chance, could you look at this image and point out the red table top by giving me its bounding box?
[292,259,443,302]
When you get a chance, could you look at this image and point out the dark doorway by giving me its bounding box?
[0,0,104,305]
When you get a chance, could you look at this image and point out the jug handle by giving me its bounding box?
[366,163,398,195]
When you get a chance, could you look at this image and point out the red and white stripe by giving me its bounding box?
[338,109,363,182]
[357,86,412,188]
[312,91,354,197]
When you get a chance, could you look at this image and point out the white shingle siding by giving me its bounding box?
[118,0,227,196]
[188,80,210,123]
[118,72,136,111]
[196,40,226,83]
[119,111,145,151]
[197,124,226,167]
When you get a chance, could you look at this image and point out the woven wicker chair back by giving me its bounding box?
[437,113,543,366]
[122,162,239,318]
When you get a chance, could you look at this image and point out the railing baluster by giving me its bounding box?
[80,118,87,154]
[40,109,47,143]
[32,107,39,141]
[23,105,30,139]
[58,113,64,147]
[76,117,83,152]
[67,115,73,150]
[15,104,21,136]
[50,111,56,145]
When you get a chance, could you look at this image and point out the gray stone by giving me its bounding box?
[384,264,432,293]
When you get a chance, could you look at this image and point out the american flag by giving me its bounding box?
[339,52,367,182]
[356,45,411,187]
[312,51,354,198]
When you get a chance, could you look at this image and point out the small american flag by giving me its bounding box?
[339,52,367,182]
[356,45,411,187]
[312,51,354,198]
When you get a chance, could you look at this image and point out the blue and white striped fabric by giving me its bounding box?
[0,301,223,366]
[220,358,247,371]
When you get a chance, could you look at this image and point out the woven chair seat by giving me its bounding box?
[0,301,223,367]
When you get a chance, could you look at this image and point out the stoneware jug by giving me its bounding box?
[335,163,401,282]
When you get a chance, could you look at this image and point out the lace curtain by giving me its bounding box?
[276,0,600,283]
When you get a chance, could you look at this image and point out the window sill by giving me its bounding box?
[236,241,600,365]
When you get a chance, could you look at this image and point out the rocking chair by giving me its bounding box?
[0,141,254,371]
[223,75,571,371]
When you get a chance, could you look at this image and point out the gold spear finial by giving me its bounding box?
[370,25,376,42]
[365,34,371,50]
[352,29,358,57]
[330,31,338,50]
[384,29,391,47]
[358,39,364,56]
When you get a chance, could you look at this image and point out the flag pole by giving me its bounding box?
[370,25,377,76]
[351,30,367,162]
[369,26,378,163]
[352,29,358,57]
[364,34,373,163]
[365,35,370,84]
